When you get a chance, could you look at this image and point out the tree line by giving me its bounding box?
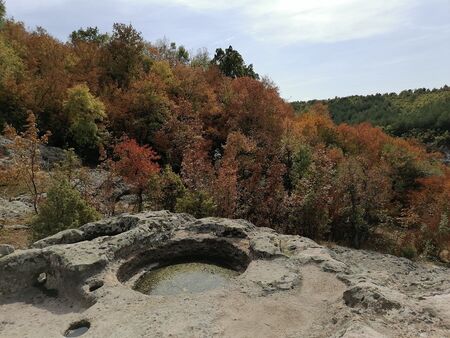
[292,87,450,149]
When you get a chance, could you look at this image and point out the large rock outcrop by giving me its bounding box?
[0,211,449,337]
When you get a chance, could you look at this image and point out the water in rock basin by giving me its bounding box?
[134,262,239,295]
[64,325,89,337]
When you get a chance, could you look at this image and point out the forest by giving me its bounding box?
[0,2,449,261]
[292,87,450,149]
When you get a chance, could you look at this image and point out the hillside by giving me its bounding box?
[292,87,450,149]
[0,3,449,263]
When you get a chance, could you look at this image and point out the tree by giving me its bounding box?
[70,26,109,45]
[0,0,5,27]
[147,165,186,211]
[181,138,214,191]
[104,23,145,88]
[403,171,450,258]
[31,177,100,240]
[175,190,217,219]
[4,112,51,213]
[0,36,22,85]
[331,157,392,248]
[111,136,160,211]
[211,46,259,79]
[0,34,26,128]
[191,48,210,69]
[153,39,190,65]
[63,84,106,161]
[285,146,336,239]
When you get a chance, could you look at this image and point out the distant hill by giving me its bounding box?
[291,86,450,148]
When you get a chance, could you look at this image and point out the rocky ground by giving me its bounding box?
[0,211,449,337]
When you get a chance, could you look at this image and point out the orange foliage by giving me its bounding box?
[111,136,160,211]
[2,19,449,257]
[405,170,450,253]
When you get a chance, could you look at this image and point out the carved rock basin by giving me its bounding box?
[0,211,449,337]
[133,261,240,295]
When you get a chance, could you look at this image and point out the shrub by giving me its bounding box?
[147,165,186,211]
[31,177,100,240]
[175,190,216,218]
[400,244,417,260]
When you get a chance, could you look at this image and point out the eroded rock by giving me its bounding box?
[0,211,449,337]
[0,244,14,257]
[342,282,402,313]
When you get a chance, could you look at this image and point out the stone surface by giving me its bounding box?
[0,244,14,257]
[439,249,450,263]
[32,229,84,248]
[0,196,33,226]
[0,135,65,170]
[0,211,449,337]
[335,323,388,338]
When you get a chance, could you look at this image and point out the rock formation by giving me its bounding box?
[0,211,449,337]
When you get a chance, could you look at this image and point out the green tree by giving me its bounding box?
[175,190,217,218]
[31,177,100,240]
[211,46,259,79]
[0,0,5,27]
[0,35,25,128]
[104,23,145,88]
[63,84,106,160]
[148,165,186,211]
[70,26,109,45]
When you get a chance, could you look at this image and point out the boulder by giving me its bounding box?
[439,249,450,264]
[0,244,14,257]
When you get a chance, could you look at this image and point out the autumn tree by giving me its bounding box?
[4,112,51,213]
[23,28,73,144]
[181,138,214,191]
[402,171,450,258]
[213,132,254,217]
[111,136,160,211]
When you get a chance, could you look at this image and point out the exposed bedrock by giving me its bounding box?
[0,211,449,337]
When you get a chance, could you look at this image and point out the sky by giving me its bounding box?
[5,0,450,101]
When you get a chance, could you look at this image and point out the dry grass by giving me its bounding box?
[0,227,31,249]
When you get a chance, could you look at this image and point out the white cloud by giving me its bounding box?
[9,0,419,43]
[144,0,418,43]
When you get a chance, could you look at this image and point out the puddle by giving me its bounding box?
[64,321,90,337]
[134,262,239,295]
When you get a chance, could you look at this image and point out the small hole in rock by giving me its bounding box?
[37,272,47,284]
[34,272,58,297]
[88,280,104,292]
[64,320,90,337]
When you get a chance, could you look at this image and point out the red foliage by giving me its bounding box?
[112,137,160,211]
